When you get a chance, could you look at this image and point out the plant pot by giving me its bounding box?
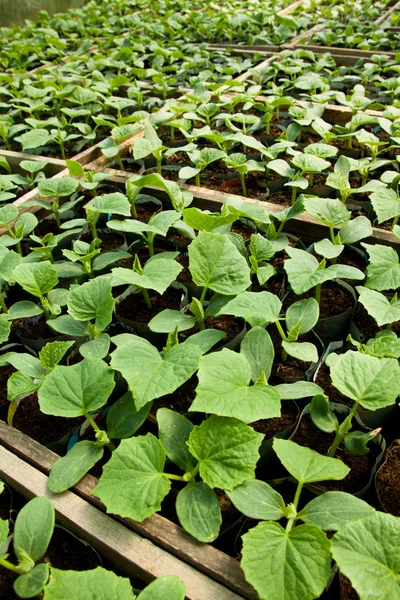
[313,279,357,345]
[290,403,386,498]
[114,282,189,346]
[15,328,79,352]
[375,439,400,516]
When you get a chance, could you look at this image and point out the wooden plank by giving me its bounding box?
[0,445,242,600]
[0,422,258,600]
[0,150,66,175]
[290,43,396,58]
[375,0,400,25]
[276,0,305,16]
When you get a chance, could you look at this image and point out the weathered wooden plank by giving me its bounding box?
[0,444,242,600]
[0,421,258,600]
[375,0,400,25]
[290,43,396,58]
[0,150,65,176]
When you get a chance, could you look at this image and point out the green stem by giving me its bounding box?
[291,186,297,205]
[392,215,399,230]
[165,473,185,481]
[195,172,201,187]
[84,412,102,435]
[156,157,162,175]
[147,413,158,425]
[285,481,303,533]
[329,226,335,244]
[117,152,124,171]
[199,286,208,306]
[275,320,287,341]
[142,288,152,310]
[0,293,8,314]
[239,172,247,196]
[0,559,22,574]
[186,463,200,483]
[327,402,359,457]
[277,220,285,236]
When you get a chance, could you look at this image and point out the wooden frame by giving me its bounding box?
[0,441,243,600]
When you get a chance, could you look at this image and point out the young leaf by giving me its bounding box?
[327,350,400,410]
[93,434,171,522]
[332,512,400,600]
[370,188,400,224]
[14,563,49,599]
[84,193,131,216]
[13,261,58,297]
[362,243,400,291]
[176,482,221,543]
[188,231,250,294]
[39,341,74,372]
[106,393,151,440]
[339,216,372,245]
[273,439,350,484]
[227,480,286,521]
[309,394,339,433]
[286,298,319,335]
[190,349,281,423]
[48,441,104,494]
[14,497,55,564]
[298,491,375,531]
[38,359,115,417]
[157,408,195,473]
[148,309,195,333]
[112,257,182,295]
[241,522,331,600]
[110,336,202,410]
[356,287,400,326]
[240,327,274,383]
[214,291,281,328]
[282,341,318,363]
[68,277,114,331]
[187,416,263,490]
[137,576,186,600]
[274,381,323,400]
[43,567,135,600]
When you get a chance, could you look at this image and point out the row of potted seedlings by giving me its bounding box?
[0,165,399,599]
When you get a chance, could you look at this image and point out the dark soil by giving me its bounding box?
[151,376,198,416]
[229,220,255,241]
[80,230,125,252]
[268,326,318,383]
[33,218,61,238]
[115,287,184,323]
[376,442,400,516]
[283,281,354,320]
[353,304,400,342]
[176,254,193,286]
[0,365,16,405]
[251,273,284,296]
[340,574,360,600]
[9,392,83,446]
[17,316,55,341]
[178,315,243,349]
[135,201,162,223]
[251,401,299,438]
[291,414,380,494]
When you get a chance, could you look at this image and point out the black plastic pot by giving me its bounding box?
[313,279,357,345]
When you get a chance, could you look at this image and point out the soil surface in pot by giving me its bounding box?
[376,442,400,516]
[291,413,380,494]
[16,315,56,341]
[0,364,15,405]
[4,392,84,446]
[339,574,359,600]
[178,315,243,349]
[283,281,354,320]
[251,401,298,439]
[353,304,400,341]
[251,273,284,296]
[151,375,198,416]
[116,287,184,323]
[80,230,125,252]
[267,326,317,383]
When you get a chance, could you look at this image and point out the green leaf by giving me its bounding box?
[273,439,350,484]
[137,576,185,600]
[304,196,350,227]
[188,231,250,295]
[309,394,338,433]
[38,177,79,198]
[148,309,195,333]
[48,441,104,493]
[190,349,281,423]
[13,261,58,297]
[0,249,21,285]
[0,204,19,225]
[183,329,226,353]
[176,482,221,542]
[14,497,55,563]
[0,318,11,344]
[227,479,286,521]
[356,287,400,326]
[327,350,400,410]
[182,207,237,232]
[48,315,89,337]
[362,243,400,291]
[79,334,110,359]
[112,257,182,295]
[332,512,400,600]
[8,372,41,402]
[215,291,281,328]
[370,188,400,224]
[66,159,85,177]
[14,563,49,599]
[241,522,331,600]
[282,341,318,363]
[240,326,274,383]
[292,154,331,173]
[274,381,323,400]
[38,359,115,417]
[314,239,344,260]
[110,336,202,410]
[43,567,135,600]
[5,302,43,320]
[268,159,295,178]
[286,298,319,335]
[84,193,131,216]
[15,129,52,151]
[4,353,44,378]
[106,393,151,440]
[298,491,375,531]
[0,518,9,549]
[39,341,74,372]
[339,216,372,245]
[68,277,114,330]
[187,416,263,490]
[93,434,171,522]
[157,408,195,473]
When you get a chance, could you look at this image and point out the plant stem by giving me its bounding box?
[84,412,102,435]
[285,481,303,533]
[199,286,208,306]
[147,412,158,425]
[117,152,124,171]
[315,283,321,305]
[7,400,18,427]
[0,559,21,574]
[327,402,359,457]
[165,473,185,481]
[291,186,297,205]
[275,320,287,341]
[0,293,8,314]
[392,215,399,230]
[142,288,152,310]
[239,172,247,196]
[187,463,200,482]
[156,157,162,175]
[195,172,200,187]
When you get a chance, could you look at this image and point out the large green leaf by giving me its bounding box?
[43,567,135,600]
[362,243,400,291]
[48,441,104,493]
[190,349,281,423]
[241,522,331,600]
[303,196,350,227]
[176,482,221,542]
[106,393,151,440]
[370,188,400,224]
[339,216,372,245]
[14,497,55,564]
[286,298,319,335]
[68,277,114,330]
[273,439,350,484]
[38,177,79,198]
[227,479,286,521]
[84,193,131,216]
[93,434,171,522]
[110,336,202,410]
[112,256,182,294]
[187,416,263,490]
[38,359,115,417]
[188,231,250,294]
[298,491,375,531]
[13,261,58,298]
[214,291,281,328]
[327,350,400,410]
[356,287,400,326]
[332,512,400,600]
